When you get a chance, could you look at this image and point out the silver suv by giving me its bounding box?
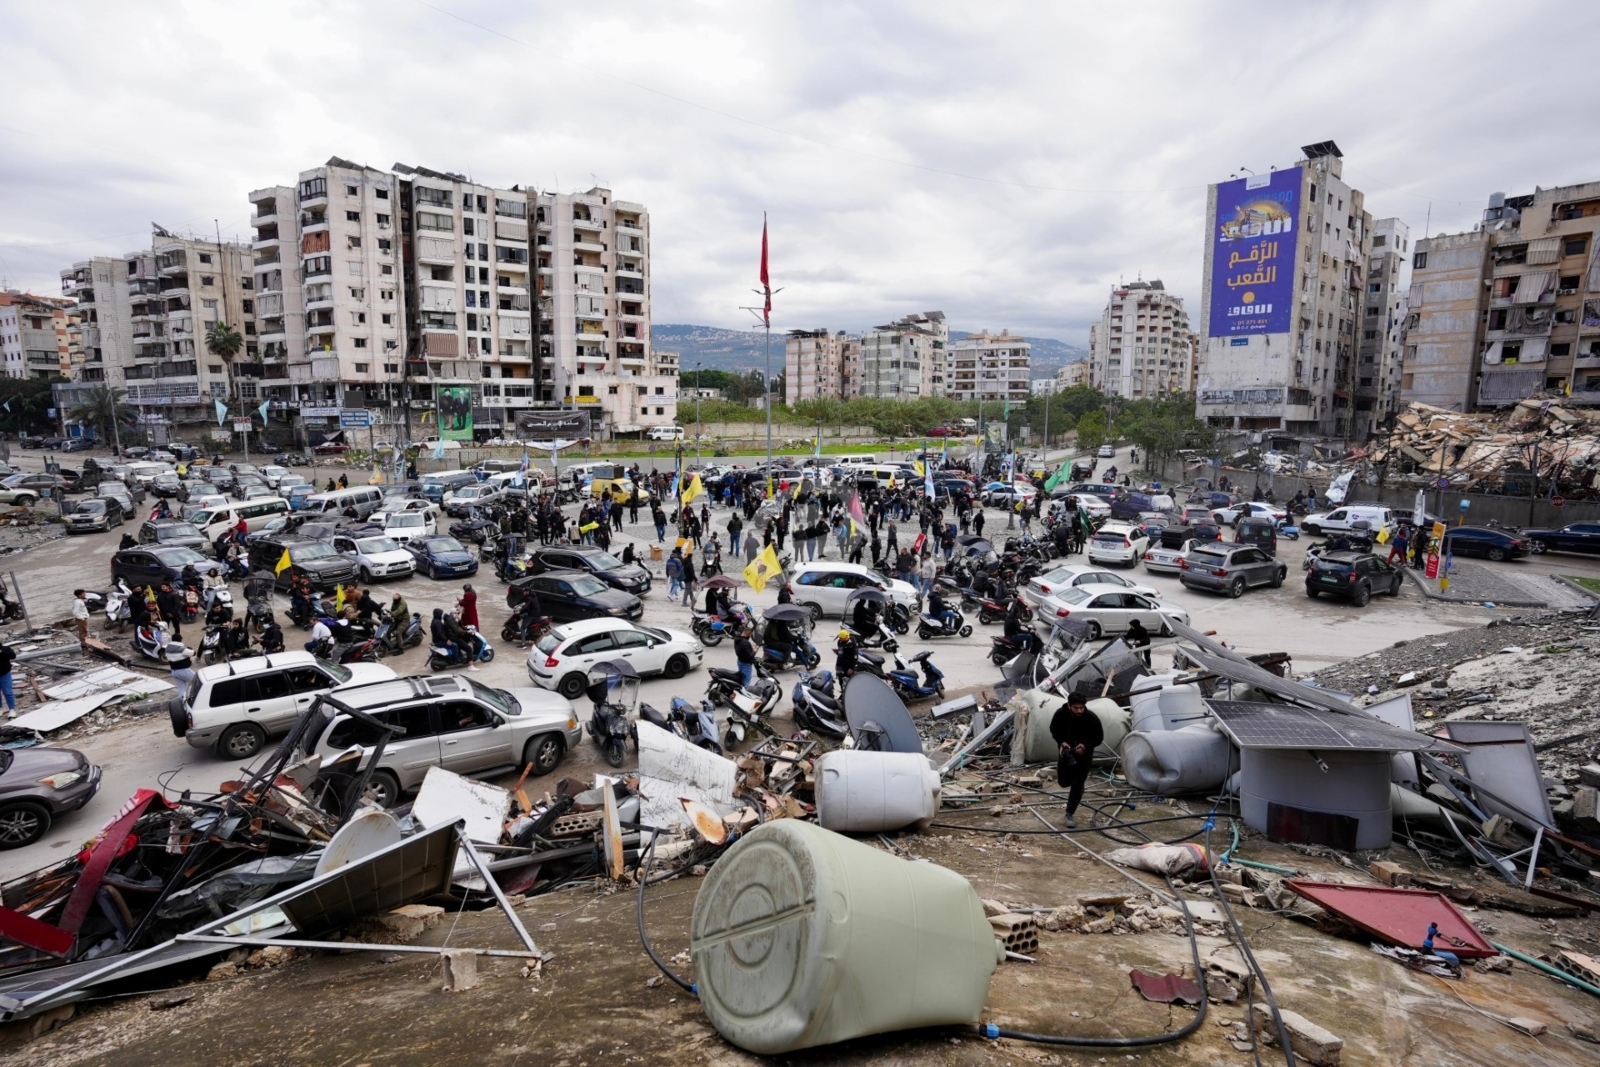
[302,675,581,806]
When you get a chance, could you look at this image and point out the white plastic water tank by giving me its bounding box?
[1121,725,1236,795]
[815,750,940,833]
[1157,684,1207,730]
[1239,748,1393,850]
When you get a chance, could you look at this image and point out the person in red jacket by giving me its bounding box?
[457,584,479,630]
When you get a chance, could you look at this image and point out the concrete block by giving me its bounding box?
[1252,1004,1344,1066]
[980,897,1009,917]
[1506,1017,1547,1037]
[989,912,1039,955]
[1577,763,1600,790]
[1572,786,1600,831]
[1369,860,1412,886]
[441,949,478,992]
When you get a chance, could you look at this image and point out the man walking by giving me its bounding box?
[72,588,91,646]
[679,546,697,608]
[1050,689,1104,828]
[0,639,15,716]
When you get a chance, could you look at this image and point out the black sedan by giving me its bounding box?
[507,569,644,623]
[526,545,651,595]
[111,545,223,587]
[405,535,480,580]
[1522,522,1600,556]
[1441,526,1532,562]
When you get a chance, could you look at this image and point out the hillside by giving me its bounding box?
[652,324,1086,378]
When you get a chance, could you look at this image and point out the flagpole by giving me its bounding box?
[764,318,772,492]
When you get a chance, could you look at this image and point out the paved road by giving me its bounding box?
[0,441,1545,876]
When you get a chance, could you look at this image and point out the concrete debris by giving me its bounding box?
[987,912,1039,955]
[1251,1003,1346,1066]
[441,948,478,993]
[1374,399,1600,497]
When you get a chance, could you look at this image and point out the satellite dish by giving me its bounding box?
[315,808,402,876]
[843,672,921,754]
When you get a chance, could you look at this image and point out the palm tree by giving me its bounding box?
[67,384,129,445]
[206,322,244,405]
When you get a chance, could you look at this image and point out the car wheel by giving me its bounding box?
[1270,568,1284,589]
[360,567,374,583]
[1228,578,1246,599]
[1528,539,1547,554]
[0,801,51,849]
[218,722,267,760]
[524,734,565,776]
[1388,577,1403,597]
[363,770,401,808]
[1083,621,1102,641]
[1303,523,1321,535]
[557,672,588,700]
[1306,587,1319,598]
[663,653,689,679]
[802,601,822,622]
[1486,547,1506,562]
[1353,584,1371,608]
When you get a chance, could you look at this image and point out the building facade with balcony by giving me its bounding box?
[1,291,74,380]
[943,330,1030,404]
[1198,141,1376,436]
[1400,181,1600,411]
[783,328,860,403]
[1353,217,1413,437]
[1087,281,1194,399]
[858,311,946,400]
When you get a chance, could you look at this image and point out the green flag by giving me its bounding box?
[1044,458,1074,492]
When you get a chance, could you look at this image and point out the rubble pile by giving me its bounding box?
[0,518,64,554]
[1373,399,1600,496]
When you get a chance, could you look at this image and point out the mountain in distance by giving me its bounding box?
[653,324,1086,379]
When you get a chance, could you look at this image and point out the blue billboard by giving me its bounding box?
[1209,167,1300,337]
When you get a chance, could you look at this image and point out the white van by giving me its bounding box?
[298,485,385,519]
[188,497,291,541]
[1302,504,1394,536]
[835,454,876,466]
[846,464,906,489]
[646,425,685,441]
[559,462,622,491]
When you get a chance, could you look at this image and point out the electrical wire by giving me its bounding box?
[636,830,696,995]
[1206,824,1295,1066]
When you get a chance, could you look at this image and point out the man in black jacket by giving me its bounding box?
[1050,690,1104,827]
[733,625,757,687]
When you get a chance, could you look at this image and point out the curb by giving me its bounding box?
[1400,567,1550,609]
[1549,573,1600,605]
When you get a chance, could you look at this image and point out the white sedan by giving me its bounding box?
[1213,501,1288,526]
[527,618,704,700]
[1023,563,1161,609]
[332,533,416,581]
[1074,493,1113,519]
[1142,538,1197,575]
[1036,585,1189,641]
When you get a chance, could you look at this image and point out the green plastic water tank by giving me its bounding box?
[1022,690,1130,763]
[689,820,1002,1054]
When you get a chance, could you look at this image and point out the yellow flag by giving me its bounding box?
[333,584,346,612]
[743,544,783,593]
[913,460,925,477]
[681,473,704,505]
[274,549,293,575]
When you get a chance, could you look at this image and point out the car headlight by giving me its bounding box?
[39,771,83,789]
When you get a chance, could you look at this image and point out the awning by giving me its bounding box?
[1512,270,1554,304]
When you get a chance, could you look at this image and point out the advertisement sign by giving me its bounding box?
[1209,167,1300,337]
[231,419,252,433]
[437,386,473,441]
[301,406,341,418]
[340,409,373,429]
[1199,387,1286,406]
[514,410,593,438]
[1425,552,1440,579]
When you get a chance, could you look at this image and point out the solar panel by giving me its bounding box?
[1178,643,1364,716]
[1206,700,1461,753]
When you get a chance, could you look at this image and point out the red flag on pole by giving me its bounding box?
[759,213,771,325]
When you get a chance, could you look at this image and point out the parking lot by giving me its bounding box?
[0,442,1594,874]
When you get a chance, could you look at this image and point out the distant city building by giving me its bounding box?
[1198,141,1376,435]
[943,330,1030,404]
[858,311,946,399]
[1031,376,1062,396]
[784,328,860,403]
[1086,280,1194,398]
[1355,217,1413,436]
[0,290,75,380]
[1401,181,1600,411]
[1055,360,1090,390]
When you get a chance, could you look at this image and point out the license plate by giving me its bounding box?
[1318,575,1340,584]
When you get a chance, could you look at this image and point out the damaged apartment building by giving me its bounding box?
[1402,180,1600,412]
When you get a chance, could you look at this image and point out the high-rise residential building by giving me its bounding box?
[1197,141,1375,435]
[1086,280,1195,398]
[858,311,946,399]
[59,231,255,426]
[1400,182,1600,411]
[1,291,74,380]
[534,187,675,437]
[391,163,534,441]
[783,328,860,403]
[1354,218,1414,436]
[250,158,405,442]
[944,330,1030,404]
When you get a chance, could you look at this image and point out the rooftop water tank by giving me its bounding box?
[690,820,1001,1054]
[1239,748,1392,850]
[815,750,940,833]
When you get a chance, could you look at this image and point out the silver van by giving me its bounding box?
[299,485,385,519]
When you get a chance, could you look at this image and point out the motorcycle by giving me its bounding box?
[989,631,1037,666]
[500,611,552,646]
[917,605,973,640]
[197,626,225,665]
[843,617,899,653]
[638,697,723,754]
[885,650,945,701]
[1275,517,1301,541]
[962,589,1011,625]
[691,604,751,647]
[790,670,849,739]
[131,621,171,662]
[103,578,134,633]
[288,591,332,629]
[585,661,638,768]
[704,666,781,749]
[427,625,495,671]
[245,577,277,634]
[334,635,381,664]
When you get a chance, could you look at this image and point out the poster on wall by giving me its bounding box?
[437,385,473,441]
[1209,166,1300,337]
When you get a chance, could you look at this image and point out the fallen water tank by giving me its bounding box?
[1022,690,1130,763]
[815,750,941,833]
[690,820,1001,1054]
[1239,748,1393,850]
[1121,725,1236,795]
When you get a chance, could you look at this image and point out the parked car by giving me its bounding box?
[1074,494,1113,520]
[1097,444,1115,458]
[313,440,350,454]
[787,561,921,620]
[527,619,702,699]
[173,652,396,759]
[302,674,582,804]
[247,535,359,591]
[0,481,41,507]
[1441,526,1532,562]
[1023,563,1160,610]
[136,519,209,554]
[61,437,95,453]
[1213,501,1288,526]
[66,497,127,533]
[1233,516,1279,556]
[647,425,685,441]
[0,746,102,848]
[96,482,137,514]
[507,569,644,623]
[443,483,503,518]
[4,473,65,497]
[1142,538,1196,575]
[332,533,417,582]
[1177,544,1286,597]
[981,482,1037,507]
[110,545,224,586]
[1520,522,1600,556]
[1086,521,1150,568]
[1179,504,1214,525]
[1305,551,1404,606]
[525,545,651,595]
[404,535,479,580]
[1037,585,1189,640]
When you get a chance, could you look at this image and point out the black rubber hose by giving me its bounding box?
[636,830,697,995]
[975,873,1208,1047]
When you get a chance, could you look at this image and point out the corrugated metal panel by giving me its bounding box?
[424,332,460,357]
[1525,236,1561,265]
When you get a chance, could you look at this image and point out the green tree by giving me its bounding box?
[67,384,130,444]
[1074,410,1108,452]
[206,322,244,403]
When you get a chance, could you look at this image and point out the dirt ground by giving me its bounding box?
[4,782,1597,1067]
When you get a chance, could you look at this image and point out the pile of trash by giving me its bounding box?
[1372,399,1600,496]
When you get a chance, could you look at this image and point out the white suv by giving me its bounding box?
[1086,522,1150,567]
[789,561,920,620]
[332,532,416,581]
[170,652,396,760]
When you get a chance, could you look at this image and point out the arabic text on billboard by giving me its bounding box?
[437,386,474,441]
[1209,167,1300,337]
[514,410,592,438]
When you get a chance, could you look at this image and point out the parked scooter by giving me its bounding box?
[103,578,134,633]
[427,625,495,671]
[885,650,945,701]
[585,661,638,768]
[790,670,849,739]
[705,666,781,749]
[638,697,723,754]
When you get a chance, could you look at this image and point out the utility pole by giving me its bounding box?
[694,359,702,465]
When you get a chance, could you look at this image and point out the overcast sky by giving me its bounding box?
[2,0,1597,347]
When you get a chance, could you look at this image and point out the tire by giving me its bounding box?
[802,601,823,623]
[167,697,188,738]
[1228,578,1245,599]
[501,620,518,642]
[1303,523,1321,535]
[663,653,689,679]
[990,650,1008,666]
[360,567,374,583]
[524,734,564,776]
[1083,621,1102,640]
[699,628,724,647]
[958,624,973,637]
[723,728,739,750]
[893,618,909,635]
[1353,584,1371,608]
[1486,547,1506,562]
[979,609,999,625]
[364,770,401,808]
[805,650,821,669]
[218,722,267,760]
[917,625,932,640]
[605,740,626,768]
[0,801,51,849]
[557,672,587,699]
[1388,577,1403,597]
[1306,587,1319,598]
[1529,539,1547,554]
[1270,568,1284,589]
[480,645,495,663]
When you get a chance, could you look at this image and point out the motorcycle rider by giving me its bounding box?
[386,591,410,643]
[259,618,285,654]
[850,594,880,637]
[220,618,253,660]
[1004,594,1037,654]
[926,586,958,633]
[306,617,333,658]
[442,609,481,671]
[764,618,798,669]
